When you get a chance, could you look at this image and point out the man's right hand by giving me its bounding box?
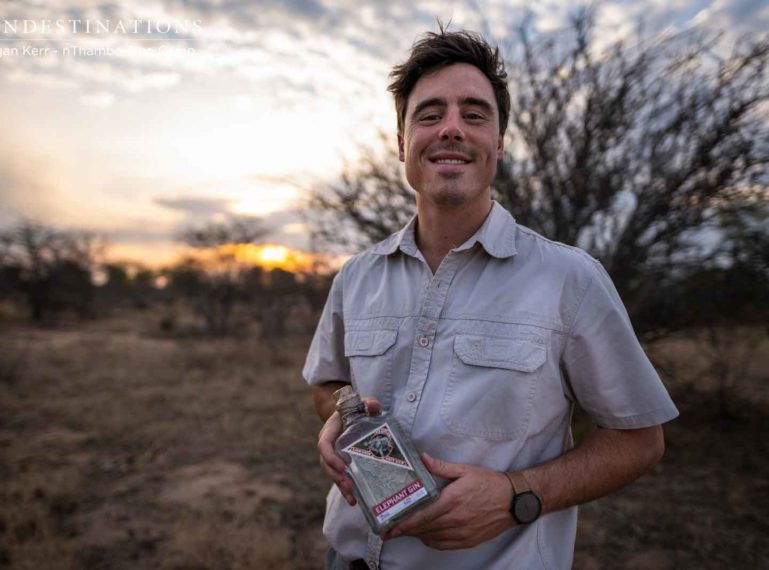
[317,395,381,506]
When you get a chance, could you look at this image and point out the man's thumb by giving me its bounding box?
[422,453,465,479]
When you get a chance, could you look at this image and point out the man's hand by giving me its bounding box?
[382,453,515,550]
[317,396,381,506]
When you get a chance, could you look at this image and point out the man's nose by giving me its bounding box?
[439,110,465,141]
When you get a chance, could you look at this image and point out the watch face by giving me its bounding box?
[513,492,541,524]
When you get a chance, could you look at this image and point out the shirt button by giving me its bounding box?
[406,392,417,402]
[418,336,429,347]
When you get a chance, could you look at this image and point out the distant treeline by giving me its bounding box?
[0,221,334,339]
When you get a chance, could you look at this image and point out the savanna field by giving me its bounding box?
[1,307,767,570]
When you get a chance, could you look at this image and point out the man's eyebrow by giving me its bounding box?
[410,96,495,119]
[460,97,494,113]
[411,97,445,119]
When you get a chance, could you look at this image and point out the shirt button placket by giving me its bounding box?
[400,256,459,432]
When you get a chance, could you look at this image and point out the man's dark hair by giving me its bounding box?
[387,26,510,136]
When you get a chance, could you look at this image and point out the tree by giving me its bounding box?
[0,221,104,321]
[99,262,162,310]
[496,12,768,327]
[173,216,268,335]
[307,133,415,253]
[307,12,769,339]
[180,217,268,249]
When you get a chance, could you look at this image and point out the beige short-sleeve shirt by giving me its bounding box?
[304,202,679,570]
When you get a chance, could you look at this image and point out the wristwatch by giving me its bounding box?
[504,471,542,524]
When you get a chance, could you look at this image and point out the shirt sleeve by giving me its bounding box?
[562,262,679,429]
[302,270,350,386]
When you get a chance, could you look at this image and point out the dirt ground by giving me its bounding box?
[0,310,767,569]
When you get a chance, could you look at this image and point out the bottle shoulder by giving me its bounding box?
[337,414,387,446]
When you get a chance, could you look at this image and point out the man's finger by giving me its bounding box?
[402,512,458,535]
[319,449,345,473]
[317,412,346,472]
[362,397,382,416]
[318,448,346,474]
[320,457,345,485]
[421,537,468,551]
[382,493,453,539]
[319,459,356,505]
[422,453,467,480]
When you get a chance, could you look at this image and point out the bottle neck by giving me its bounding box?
[339,404,367,430]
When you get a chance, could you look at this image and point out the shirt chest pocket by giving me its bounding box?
[441,334,547,441]
[344,329,398,411]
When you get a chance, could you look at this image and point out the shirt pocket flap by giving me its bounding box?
[344,330,398,357]
[453,334,546,373]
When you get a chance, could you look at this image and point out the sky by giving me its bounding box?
[1,0,767,267]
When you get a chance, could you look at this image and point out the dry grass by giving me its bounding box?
[0,311,767,569]
[0,310,327,570]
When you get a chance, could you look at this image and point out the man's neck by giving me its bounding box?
[415,198,493,274]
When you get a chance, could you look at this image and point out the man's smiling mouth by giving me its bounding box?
[428,151,473,165]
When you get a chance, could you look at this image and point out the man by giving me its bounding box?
[304,27,678,570]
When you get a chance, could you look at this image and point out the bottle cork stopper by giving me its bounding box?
[334,385,365,414]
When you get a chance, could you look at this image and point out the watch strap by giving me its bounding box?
[504,470,531,496]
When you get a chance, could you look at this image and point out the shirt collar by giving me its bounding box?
[370,201,517,259]
[453,201,517,258]
[370,213,420,256]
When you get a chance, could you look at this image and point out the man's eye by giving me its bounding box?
[420,114,440,122]
[465,113,485,120]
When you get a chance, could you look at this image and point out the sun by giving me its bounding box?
[212,243,313,272]
[256,245,290,267]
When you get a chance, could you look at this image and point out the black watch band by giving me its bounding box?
[504,471,542,525]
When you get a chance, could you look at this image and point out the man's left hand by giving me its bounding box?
[382,453,516,550]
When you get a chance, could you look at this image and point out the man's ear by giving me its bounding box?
[398,133,405,162]
[497,133,504,160]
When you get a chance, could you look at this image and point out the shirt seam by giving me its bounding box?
[344,314,421,322]
[516,224,602,264]
[344,314,569,333]
[565,268,598,337]
[443,314,568,333]
[592,404,680,429]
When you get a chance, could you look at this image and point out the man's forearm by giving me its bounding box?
[522,425,665,515]
[311,381,349,422]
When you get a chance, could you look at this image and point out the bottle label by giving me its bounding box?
[343,423,413,470]
[342,422,428,524]
[372,479,428,524]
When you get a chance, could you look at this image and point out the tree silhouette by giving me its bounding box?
[0,221,104,321]
[307,12,769,339]
[173,216,268,335]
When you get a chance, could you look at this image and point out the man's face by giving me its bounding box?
[398,63,504,208]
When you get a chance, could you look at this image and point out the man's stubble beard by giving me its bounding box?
[423,174,483,207]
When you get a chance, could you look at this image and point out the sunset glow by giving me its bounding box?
[197,243,316,273]
[1,1,762,269]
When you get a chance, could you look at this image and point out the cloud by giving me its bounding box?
[154,195,235,217]
[149,196,310,249]
[80,90,115,106]
[261,207,311,250]
[691,0,769,45]
[0,147,70,225]
[2,0,765,264]
[103,226,176,244]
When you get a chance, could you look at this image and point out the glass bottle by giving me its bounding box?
[333,386,439,535]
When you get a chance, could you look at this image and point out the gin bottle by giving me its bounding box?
[333,386,439,535]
